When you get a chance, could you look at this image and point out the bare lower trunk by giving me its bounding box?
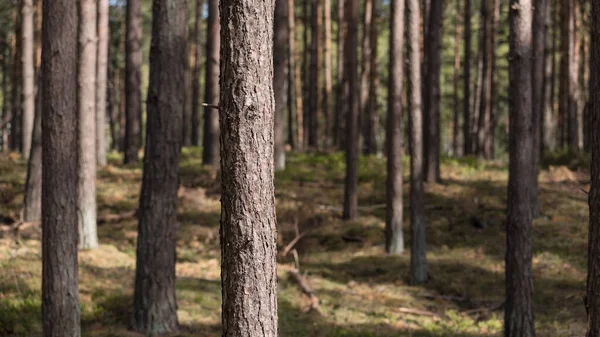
[203,0,220,166]
[219,0,278,335]
[407,0,427,285]
[274,0,288,170]
[21,0,34,159]
[41,0,81,333]
[96,0,109,166]
[124,0,142,164]
[132,0,187,334]
[385,0,405,255]
[505,0,535,336]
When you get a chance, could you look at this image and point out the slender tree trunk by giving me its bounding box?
[334,0,346,148]
[487,0,499,159]
[287,0,297,149]
[274,0,288,170]
[308,0,321,149]
[582,2,590,152]
[407,0,427,284]
[472,15,484,154]
[544,0,557,151]
[323,0,333,146]
[78,0,98,250]
[463,0,472,155]
[569,0,581,150]
[191,0,203,146]
[585,1,600,335]
[96,0,109,167]
[21,0,34,159]
[386,0,405,255]
[343,0,359,220]
[219,0,278,335]
[203,0,220,166]
[302,0,310,149]
[423,0,442,182]
[477,0,490,159]
[359,0,373,154]
[289,0,304,150]
[452,1,461,156]
[367,4,379,154]
[132,0,187,334]
[531,0,548,217]
[11,6,22,153]
[109,65,119,151]
[124,0,142,164]
[1,44,9,152]
[505,0,535,335]
[41,0,80,334]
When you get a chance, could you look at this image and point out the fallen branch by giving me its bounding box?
[288,269,320,312]
[395,307,439,317]
[281,232,308,257]
[202,103,219,110]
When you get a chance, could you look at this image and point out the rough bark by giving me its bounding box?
[219,0,278,335]
[41,0,81,334]
[132,0,187,334]
[586,2,600,335]
[505,0,535,336]
[407,0,427,284]
[423,0,442,182]
[96,0,109,166]
[531,0,548,218]
[308,0,321,149]
[191,0,203,146]
[359,0,373,154]
[452,1,461,156]
[385,0,405,255]
[274,0,288,170]
[78,0,98,250]
[463,0,472,155]
[334,0,346,148]
[343,0,359,220]
[203,0,220,166]
[21,0,34,159]
[124,0,142,164]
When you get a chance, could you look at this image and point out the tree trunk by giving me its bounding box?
[334,0,346,148]
[543,0,556,152]
[287,0,298,149]
[219,0,278,335]
[452,1,461,156]
[96,0,109,167]
[308,0,321,149]
[477,0,491,160]
[585,1,600,335]
[22,80,41,222]
[569,0,581,150]
[203,0,220,166]
[472,14,484,154]
[367,4,379,154]
[531,0,548,218]
[463,0,472,155]
[289,0,304,150]
[323,0,333,147]
[78,0,98,250]
[407,0,427,284]
[21,0,34,159]
[274,0,288,170]
[423,0,442,182]
[487,0,499,159]
[582,3,590,152]
[302,0,310,149]
[11,5,22,153]
[505,0,535,336]
[109,64,120,151]
[385,0,405,255]
[132,0,187,334]
[41,0,81,333]
[343,0,359,220]
[1,43,9,152]
[191,0,203,146]
[359,0,373,154]
[124,0,142,164]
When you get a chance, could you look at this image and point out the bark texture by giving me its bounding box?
[96,0,109,166]
[132,0,187,334]
[505,0,535,336]
[78,0,98,250]
[407,0,427,284]
[124,0,142,163]
[385,0,405,255]
[219,0,278,335]
[274,0,288,170]
[21,0,34,159]
[203,0,220,166]
[41,0,81,334]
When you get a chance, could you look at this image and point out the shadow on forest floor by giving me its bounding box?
[0,149,590,336]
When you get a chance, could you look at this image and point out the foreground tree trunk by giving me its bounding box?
[407,0,427,284]
[124,0,142,164]
[463,0,472,155]
[203,0,220,166]
[586,2,600,334]
[274,0,288,170]
[385,0,405,255]
[343,0,359,219]
[96,0,109,166]
[191,0,203,146]
[423,0,442,182]
[41,0,81,334]
[132,0,187,334]
[505,0,535,336]
[21,0,34,159]
[219,0,278,335]
[78,0,98,250]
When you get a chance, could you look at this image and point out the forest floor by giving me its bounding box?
[0,148,592,337]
